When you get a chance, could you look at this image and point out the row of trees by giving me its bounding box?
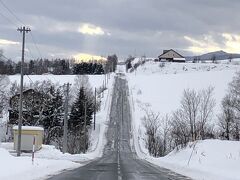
[0,54,118,75]
[0,59,72,75]
[143,71,240,157]
[73,62,104,75]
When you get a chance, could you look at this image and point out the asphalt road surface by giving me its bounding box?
[47,75,191,180]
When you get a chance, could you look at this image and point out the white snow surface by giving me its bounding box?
[8,74,105,88]
[127,61,240,180]
[0,147,79,180]
[12,126,44,131]
[134,139,240,180]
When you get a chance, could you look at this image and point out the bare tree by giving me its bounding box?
[171,87,215,149]
[171,109,191,149]
[198,87,216,139]
[218,95,235,140]
[141,103,172,157]
[228,71,240,140]
[142,107,161,157]
[181,89,201,141]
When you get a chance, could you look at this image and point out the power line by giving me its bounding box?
[0,0,43,59]
[0,0,24,25]
[26,74,34,84]
[30,32,43,59]
[0,9,18,28]
[0,53,12,61]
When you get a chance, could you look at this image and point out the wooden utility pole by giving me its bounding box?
[93,87,97,130]
[17,26,31,157]
[83,101,87,153]
[63,83,70,153]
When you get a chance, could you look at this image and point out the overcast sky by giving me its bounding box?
[0,0,240,61]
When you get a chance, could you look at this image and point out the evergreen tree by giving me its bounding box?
[42,86,64,145]
[68,87,94,153]
[69,87,93,130]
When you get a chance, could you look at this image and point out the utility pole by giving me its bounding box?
[17,26,31,157]
[63,83,70,153]
[122,91,124,126]
[83,101,87,153]
[105,74,107,88]
[93,87,97,130]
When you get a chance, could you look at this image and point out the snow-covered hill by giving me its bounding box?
[127,61,240,180]
[128,61,240,117]
[186,50,240,61]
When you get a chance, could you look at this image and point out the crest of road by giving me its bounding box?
[47,75,191,180]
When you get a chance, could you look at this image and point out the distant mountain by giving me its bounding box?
[186,50,240,61]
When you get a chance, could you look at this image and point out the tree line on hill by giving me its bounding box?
[0,54,118,75]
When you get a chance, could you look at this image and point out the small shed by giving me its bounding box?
[13,126,44,151]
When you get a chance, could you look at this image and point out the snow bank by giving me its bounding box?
[0,147,79,180]
[146,140,240,180]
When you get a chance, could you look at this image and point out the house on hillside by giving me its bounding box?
[158,49,185,62]
[8,89,44,125]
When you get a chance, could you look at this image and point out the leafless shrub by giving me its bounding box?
[141,105,171,157]
[171,87,215,149]
[218,72,240,140]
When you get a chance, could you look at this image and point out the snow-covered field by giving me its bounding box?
[127,61,240,180]
[0,74,114,180]
[0,148,79,180]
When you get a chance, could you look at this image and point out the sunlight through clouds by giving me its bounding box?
[184,34,240,54]
[0,39,19,46]
[222,33,240,53]
[78,24,105,36]
[73,53,106,62]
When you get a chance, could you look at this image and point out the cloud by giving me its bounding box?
[184,33,240,54]
[1,0,240,59]
[78,24,105,36]
[0,39,19,45]
[222,33,240,53]
[184,35,222,54]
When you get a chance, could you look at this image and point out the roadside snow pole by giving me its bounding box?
[32,135,36,165]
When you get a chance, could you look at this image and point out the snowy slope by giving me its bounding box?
[128,61,240,126]
[136,140,240,180]
[127,61,240,180]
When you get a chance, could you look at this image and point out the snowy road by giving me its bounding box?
[47,75,190,180]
